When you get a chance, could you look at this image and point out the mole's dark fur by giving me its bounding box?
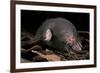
[34,17,82,53]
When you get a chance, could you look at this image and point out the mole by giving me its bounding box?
[34,17,82,53]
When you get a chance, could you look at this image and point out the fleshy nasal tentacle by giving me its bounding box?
[66,36,82,51]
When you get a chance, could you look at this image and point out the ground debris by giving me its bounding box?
[21,31,89,62]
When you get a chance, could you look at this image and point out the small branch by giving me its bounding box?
[21,45,42,53]
[78,31,89,35]
[32,50,61,61]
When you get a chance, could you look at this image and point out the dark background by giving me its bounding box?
[21,10,89,34]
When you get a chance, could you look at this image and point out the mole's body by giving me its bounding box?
[35,18,82,53]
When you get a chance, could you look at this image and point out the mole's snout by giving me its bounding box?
[72,41,82,51]
[65,36,82,52]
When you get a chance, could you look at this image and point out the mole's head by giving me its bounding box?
[65,35,82,52]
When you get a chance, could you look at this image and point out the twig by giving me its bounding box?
[78,31,89,35]
[32,50,61,61]
[21,45,42,53]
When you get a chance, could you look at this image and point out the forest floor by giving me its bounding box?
[21,31,89,62]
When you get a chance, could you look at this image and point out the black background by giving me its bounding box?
[21,10,89,34]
